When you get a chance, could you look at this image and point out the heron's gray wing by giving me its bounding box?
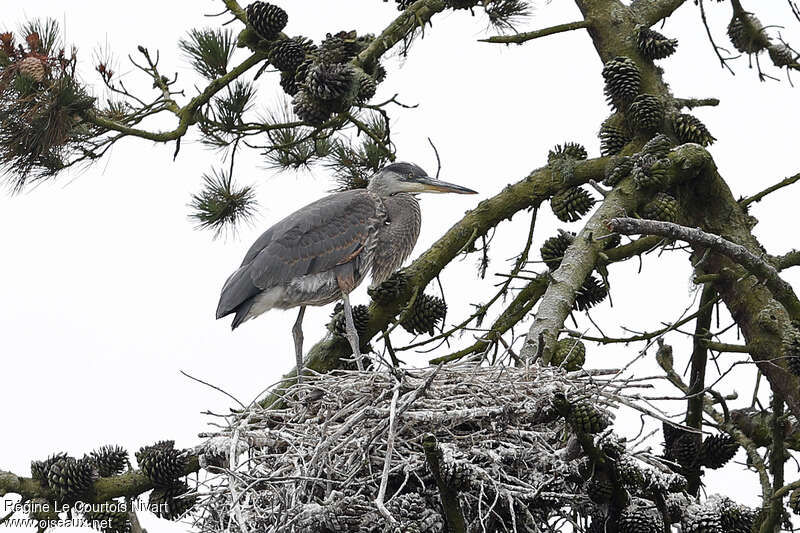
[216,190,379,319]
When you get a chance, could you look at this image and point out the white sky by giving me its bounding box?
[1,1,799,531]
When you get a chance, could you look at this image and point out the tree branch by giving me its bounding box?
[520,144,712,363]
[422,435,467,533]
[0,456,199,503]
[607,217,800,319]
[85,51,268,143]
[685,283,715,495]
[740,172,800,207]
[631,0,689,26]
[677,160,800,420]
[479,20,591,45]
[355,0,447,69]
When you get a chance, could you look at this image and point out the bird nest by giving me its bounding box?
[191,363,683,533]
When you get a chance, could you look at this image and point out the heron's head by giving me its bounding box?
[367,162,477,197]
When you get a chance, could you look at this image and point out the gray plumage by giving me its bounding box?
[215,162,476,378]
[216,188,420,328]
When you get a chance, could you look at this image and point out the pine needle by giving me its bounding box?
[178,28,236,81]
[188,168,258,237]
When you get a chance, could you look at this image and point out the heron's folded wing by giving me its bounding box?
[216,190,379,318]
[248,190,378,289]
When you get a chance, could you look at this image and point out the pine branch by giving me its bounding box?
[0,456,199,503]
[519,144,712,364]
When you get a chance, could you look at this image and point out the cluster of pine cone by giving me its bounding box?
[135,440,196,520]
[597,25,714,161]
[244,2,382,125]
[29,446,130,532]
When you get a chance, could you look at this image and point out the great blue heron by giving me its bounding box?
[215,162,477,379]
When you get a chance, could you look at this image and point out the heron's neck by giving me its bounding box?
[371,193,421,283]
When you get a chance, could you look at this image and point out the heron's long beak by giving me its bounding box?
[415,176,478,194]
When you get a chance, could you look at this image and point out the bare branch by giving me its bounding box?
[479,20,591,45]
[740,171,800,206]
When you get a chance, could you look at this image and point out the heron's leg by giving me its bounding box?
[341,293,365,371]
[292,306,306,383]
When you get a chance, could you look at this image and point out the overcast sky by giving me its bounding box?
[2,1,799,531]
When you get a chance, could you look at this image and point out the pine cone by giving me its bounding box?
[280,70,299,96]
[328,302,370,339]
[662,421,682,449]
[88,445,128,477]
[440,459,473,490]
[540,230,575,270]
[638,27,678,60]
[269,38,306,72]
[401,294,447,335]
[548,142,588,162]
[84,502,132,533]
[618,503,664,533]
[136,441,186,486]
[586,479,614,504]
[769,43,795,67]
[318,31,360,64]
[305,62,355,101]
[354,70,377,103]
[18,56,46,82]
[326,493,373,531]
[719,500,757,533]
[387,492,427,523]
[628,94,664,132]
[567,400,611,434]
[632,154,668,189]
[604,155,634,186]
[642,192,680,223]
[551,338,586,371]
[368,271,408,304]
[31,452,69,484]
[672,113,716,146]
[669,432,700,468]
[699,434,739,469]
[245,2,288,40]
[574,275,608,311]
[727,13,768,54]
[665,493,688,524]
[292,90,332,125]
[615,455,646,489]
[47,456,97,503]
[550,187,595,222]
[599,119,631,156]
[641,133,674,158]
[149,481,196,520]
[602,56,641,109]
[784,325,800,375]
[682,504,722,533]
